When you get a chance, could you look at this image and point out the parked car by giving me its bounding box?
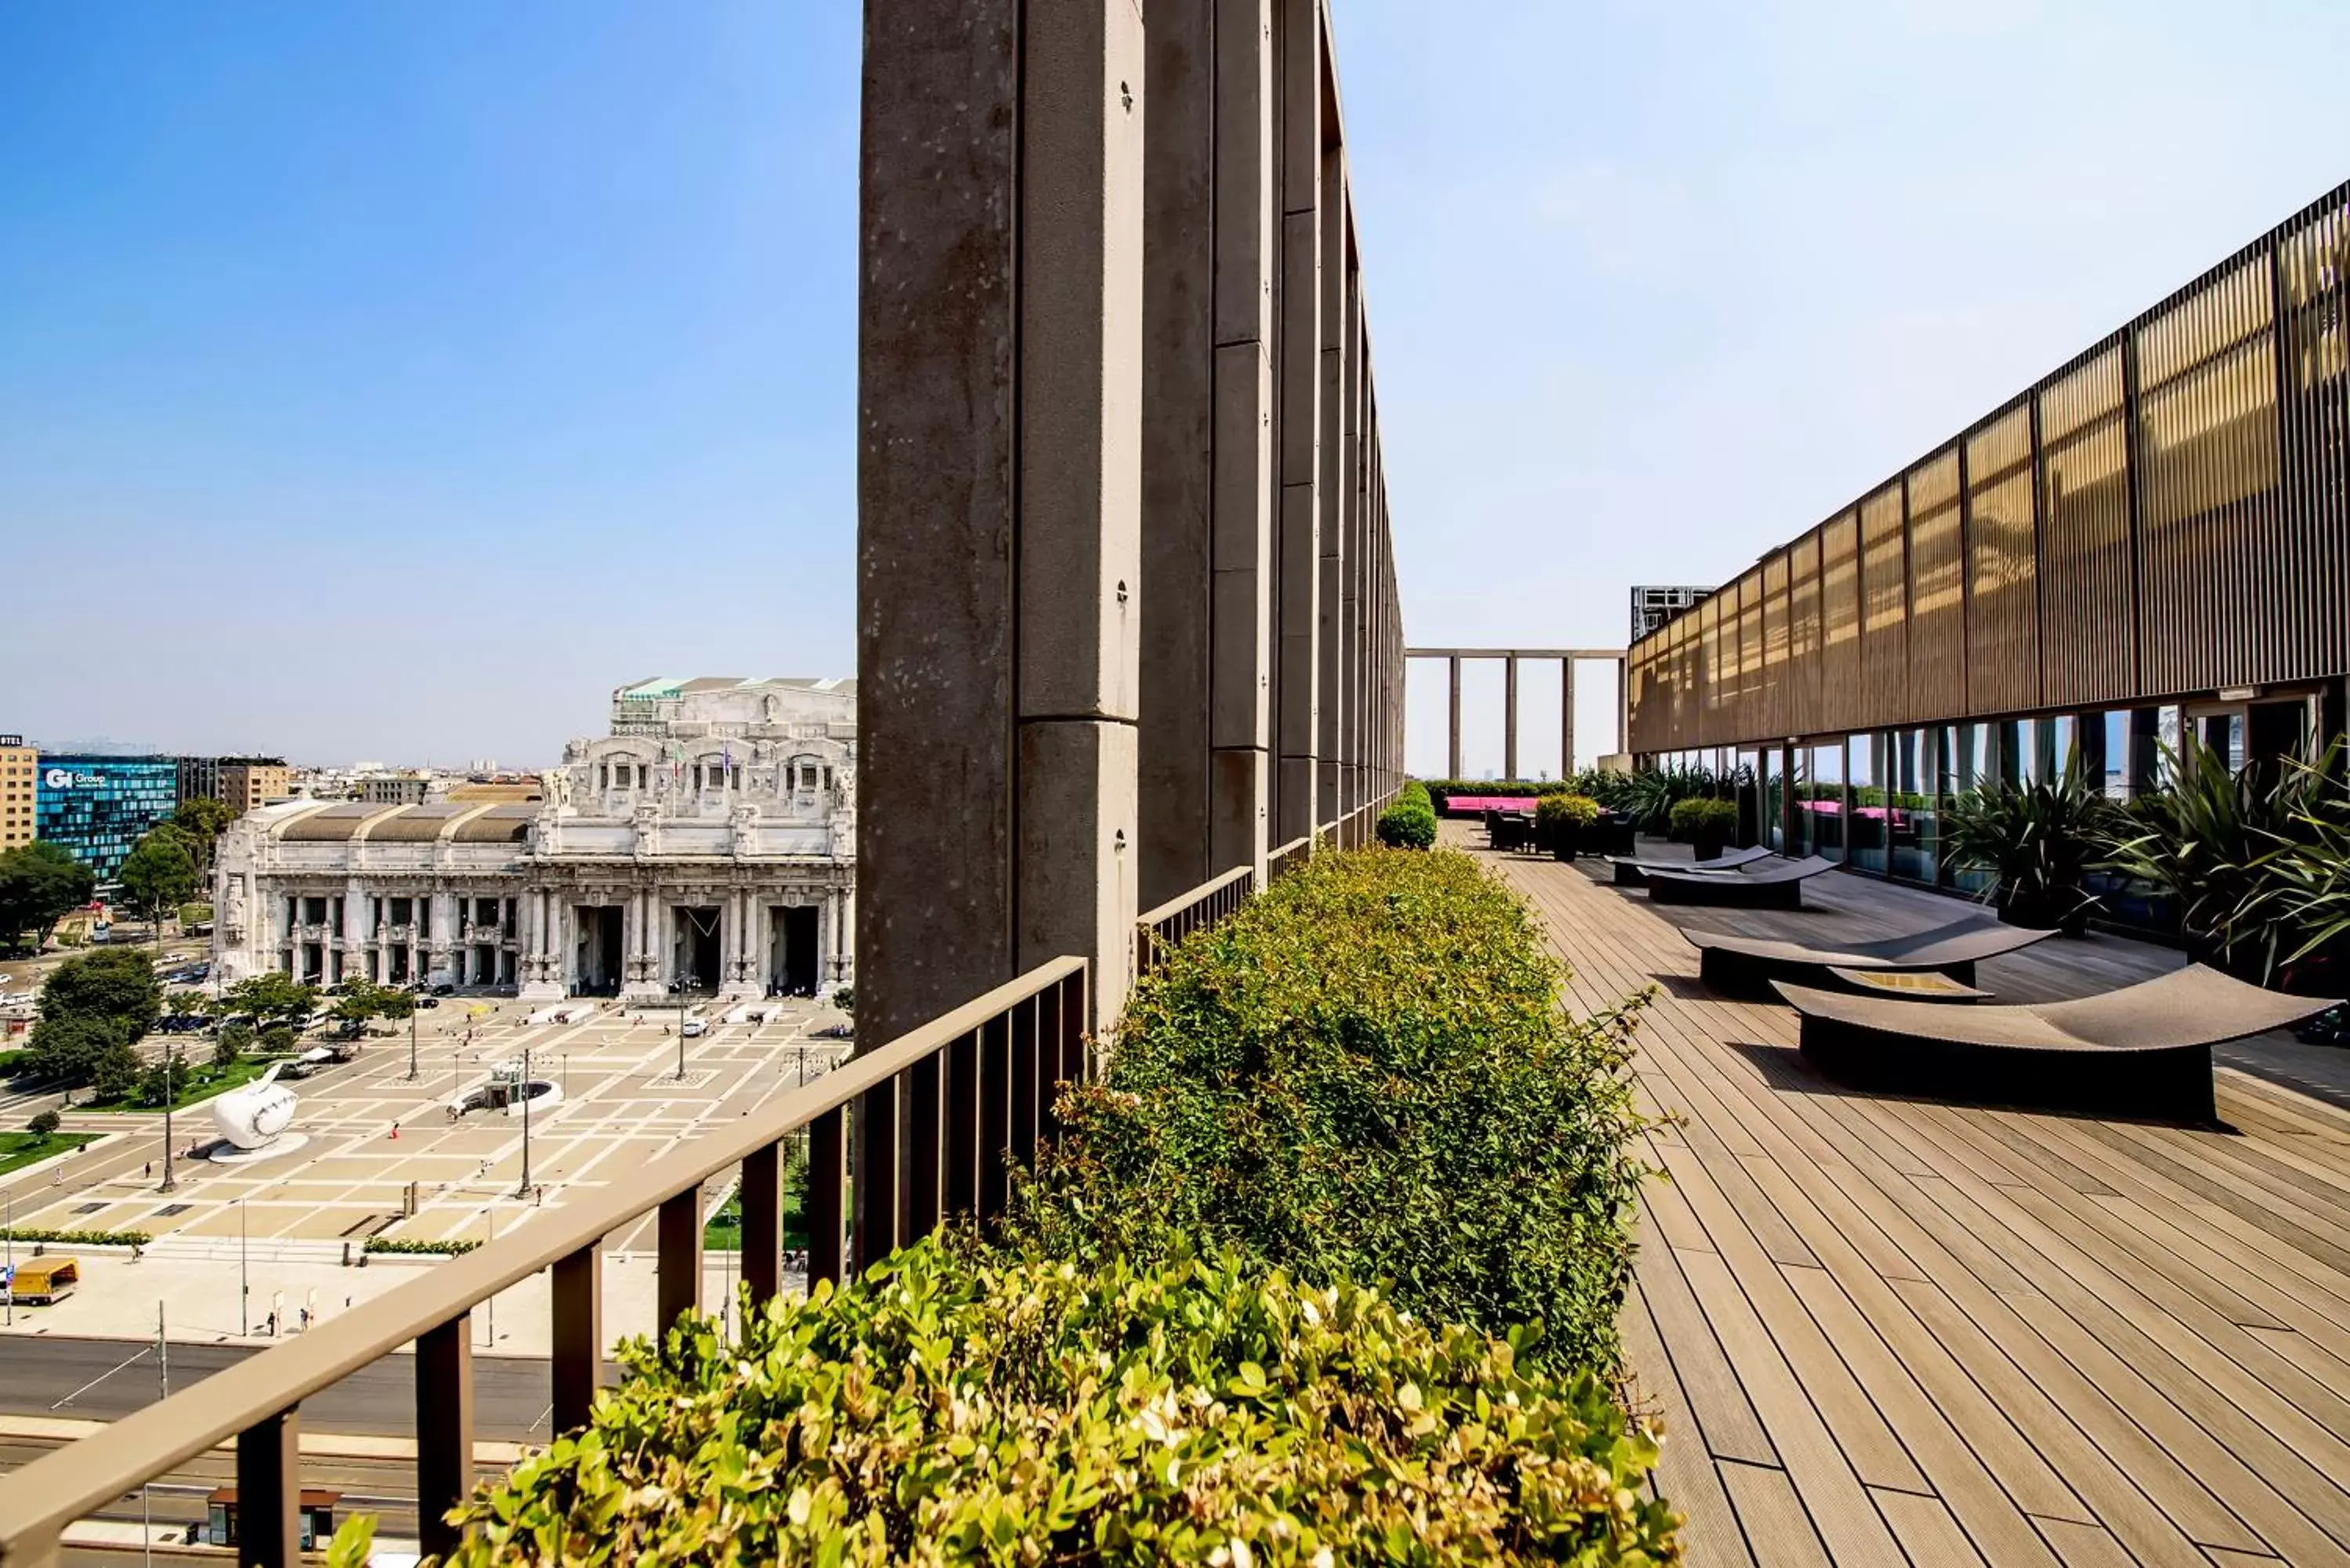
[415,995,440,1009]
[681,1016,708,1038]
[430,983,456,997]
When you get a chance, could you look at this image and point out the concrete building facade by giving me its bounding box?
[210,677,855,1000]
[179,756,291,816]
[0,735,34,852]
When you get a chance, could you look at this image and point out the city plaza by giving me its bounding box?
[0,994,846,1349]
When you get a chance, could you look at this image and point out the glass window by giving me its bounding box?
[1760,750,1782,852]
[1805,741,1846,862]
[1889,729,1937,883]
[1848,733,1885,875]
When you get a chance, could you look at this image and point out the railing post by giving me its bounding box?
[657,1186,703,1331]
[235,1407,301,1568]
[808,1105,846,1288]
[551,1243,602,1432]
[1028,991,1058,1151]
[740,1142,783,1307]
[416,1314,473,1562]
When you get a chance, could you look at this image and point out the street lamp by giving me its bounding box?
[515,1046,533,1198]
[407,1001,418,1082]
[160,1041,181,1192]
[238,1198,248,1337]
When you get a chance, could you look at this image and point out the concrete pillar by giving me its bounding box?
[859,0,1144,1249]
[1354,275,1372,832]
[1561,657,1577,779]
[1272,0,1321,845]
[1504,656,1520,782]
[1617,655,1631,761]
[1135,0,1215,910]
[1314,165,1347,834]
[1448,656,1462,780]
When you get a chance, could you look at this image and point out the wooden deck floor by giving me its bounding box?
[1465,828,2350,1568]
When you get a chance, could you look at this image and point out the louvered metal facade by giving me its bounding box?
[1629,182,2350,756]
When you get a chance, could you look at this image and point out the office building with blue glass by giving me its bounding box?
[34,755,182,881]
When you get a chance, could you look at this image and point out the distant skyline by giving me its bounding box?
[5,2,2347,770]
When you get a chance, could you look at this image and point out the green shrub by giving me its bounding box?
[411,1237,1676,1567]
[1668,797,1738,843]
[1376,797,1438,849]
[26,1110,60,1139]
[259,1024,296,1055]
[1017,846,1649,1375]
[0,1227,151,1247]
[363,1235,482,1256]
[1943,765,2123,931]
[1535,792,1601,833]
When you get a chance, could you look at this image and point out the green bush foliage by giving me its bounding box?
[1015,847,1649,1375]
[1376,794,1438,849]
[1942,765,2122,930]
[422,1238,1677,1567]
[1667,797,1738,843]
[363,1236,483,1256]
[1534,793,1602,834]
[0,1227,151,1247]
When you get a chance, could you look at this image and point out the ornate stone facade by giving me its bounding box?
[212,678,856,1002]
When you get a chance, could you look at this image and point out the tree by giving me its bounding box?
[26,1014,127,1086]
[331,981,396,1033]
[170,797,237,870]
[137,1050,192,1109]
[25,1110,60,1140]
[224,973,317,1031]
[376,987,415,1023]
[0,842,97,952]
[214,1021,251,1068]
[259,1024,297,1056]
[117,826,201,934]
[41,948,163,1042]
[92,1039,143,1101]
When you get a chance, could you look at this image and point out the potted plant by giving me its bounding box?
[1940,766,2120,934]
[1535,793,1601,862]
[1669,797,1739,861]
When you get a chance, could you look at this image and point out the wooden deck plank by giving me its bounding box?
[1455,825,2350,1566]
[1622,1277,1759,1568]
[1719,1461,1835,1568]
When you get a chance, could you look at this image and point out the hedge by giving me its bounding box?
[411,1238,1679,1567]
[1668,797,1738,842]
[363,1235,482,1256]
[0,1227,151,1247]
[1421,779,1574,815]
[1015,845,1650,1375]
[333,846,1674,1566]
[1536,793,1602,833]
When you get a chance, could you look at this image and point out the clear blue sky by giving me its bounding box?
[4,3,2346,771]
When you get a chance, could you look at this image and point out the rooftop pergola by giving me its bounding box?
[1406,647,1629,780]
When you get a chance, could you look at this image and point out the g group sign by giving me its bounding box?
[44,768,105,789]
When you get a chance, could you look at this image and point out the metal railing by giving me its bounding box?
[1268,835,1314,881]
[1132,865,1253,979]
[0,956,1090,1568]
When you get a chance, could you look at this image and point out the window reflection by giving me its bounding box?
[1849,732,1886,875]
[1806,741,1846,862]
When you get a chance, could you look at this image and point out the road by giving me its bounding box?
[0,1436,438,1559]
[0,1334,588,1441]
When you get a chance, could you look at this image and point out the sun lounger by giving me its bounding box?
[1773,965,2339,1123]
[1643,855,1837,909]
[1610,845,1770,887]
[1685,915,2055,995]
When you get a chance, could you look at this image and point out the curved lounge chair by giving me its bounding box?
[1773,966,2339,1123]
[1686,915,2055,995]
[1644,855,1836,909]
[1610,845,1771,887]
